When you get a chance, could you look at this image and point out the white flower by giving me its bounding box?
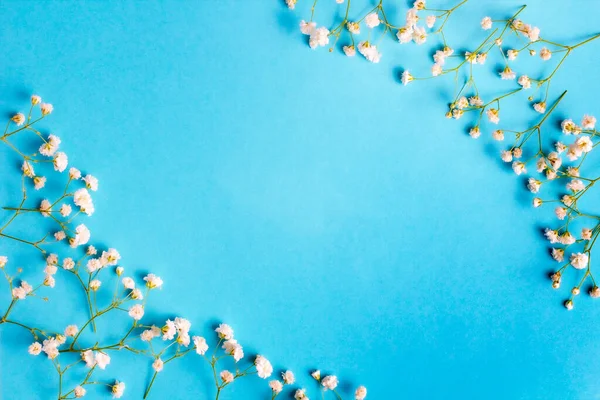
[412,26,427,45]
[431,63,442,76]
[397,27,413,44]
[570,252,589,270]
[533,102,546,113]
[63,258,75,270]
[295,389,309,400]
[65,325,78,337]
[128,304,144,320]
[311,370,321,380]
[559,232,576,245]
[111,381,125,399]
[31,95,41,105]
[481,17,492,30]
[11,113,25,126]
[413,0,425,10]
[270,380,283,394]
[215,323,234,340]
[565,300,574,310]
[540,47,552,60]
[517,75,531,89]
[255,355,273,378]
[282,370,295,384]
[355,386,368,400]
[59,204,72,217]
[322,375,339,390]
[357,41,381,63]
[53,152,68,172]
[223,339,244,362]
[41,103,53,115]
[476,53,487,64]
[41,337,60,359]
[28,342,42,355]
[507,50,518,60]
[74,386,86,398]
[582,115,596,129]
[89,279,102,291]
[499,67,516,80]
[575,136,593,153]
[533,198,542,207]
[40,199,52,217]
[309,27,330,49]
[343,45,356,57]
[162,320,176,340]
[561,119,581,135]
[566,179,585,193]
[21,161,35,177]
[365,13,380,28]
[545,229,559,243]
[590,286,600,298]
[69,167,82,179]
[469,127,481,139]
[492,130,504,141]
[141,326,161,341]
[95,351,111,369]
[512,161,526,175]
[527,178,541,193]
[426,15,436,28]
[299,20,316,35]
[152,358,164,372]
[83,175,98,191]
[401,70,413,86]
[346,22,360,34]
[469,96,483,107]
[70,224,91,248]
[555,207,567,220]
[73,188,95,216]
[220,370,234,384]
[144,273,163,289]
[0,256,7,268]
[500,150,512,163]
[131,288,143,300]
[551,248,564,262]
[122,277,135,289]
[87,258,102,273]
[33,176,46,190]
[193,336,209,355]
[582,228,593,240]
[101,248,121,266]
[486,108,500,124]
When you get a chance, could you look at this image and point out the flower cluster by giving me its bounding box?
[0,98,367,399]
[287,1,600,310]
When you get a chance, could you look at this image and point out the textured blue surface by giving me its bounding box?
[1,1,600,399]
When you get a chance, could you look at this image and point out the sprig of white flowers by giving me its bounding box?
[0,98,367,399]
[287,0,600,310]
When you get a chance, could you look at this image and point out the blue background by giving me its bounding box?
[1,1,600,399]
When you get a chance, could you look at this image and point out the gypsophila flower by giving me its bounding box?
[111,381,125,398]
[469,127,481,139]
[255,355,273,378]
[162,320,176,340]
[141,326,161,342]
[33,176,46,190]
[40,103,53,115]
[223,339,244,362]
[22,161,35,177]
[517,75,531,89]
[282,370,295,385]
[512,161,526,175]
[499,66,516,80]
[0,256,7,268]
[527,178,541,193]
[83,174,98,191]
[555,207,567,220]
[64,325,78,337]
[533,102,546,113]
[40,200,51,217]
[220,370,234,384]
[215,323,234,340]
[309,27,330,49]
[69,167,82,179]
[582,114,597,129]
[131,288,143,300]
[193,336,209,355]
[269,380,283,394]
[53,152,68,172]
[74,386,86,398]
[346,22,360,34]
[28,342,42,356]
[89,279,102,291]
[551,248,564,262]
[501,150,513,163]
[469,96,483,107]
[11,113,25,126]
[357,41,381,63]
[343,45,356,57]
[116,266,124,275]
[582,228,593,240]
[321,375,339,390]
[570,252,589,270]
[426,15,436,28]
[153,358,164,372]
[31,95,41,105]
[559,232,576,245]
[122,277,135,289]
[565,299,574,310]
[507,49,518,60]
[566,179,585,193]
[540,47,552,60]
[144,273,163,289]
[481,17,492,30]
[365,13,380,28]
[355,386,368,400]
[63,257,75,270]
[295,389,309,400]
[533,198,542,207]
[128,304,144,320]
[486,108,499,124]
[590,286,600,298]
